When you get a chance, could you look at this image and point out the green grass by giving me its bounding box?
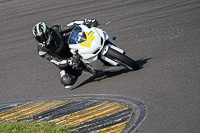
[0,121,72,133]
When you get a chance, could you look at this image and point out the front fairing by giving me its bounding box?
[68,25,103,60]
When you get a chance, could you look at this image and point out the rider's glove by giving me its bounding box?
[69,50,83,69]
[68,57,80,69]
[83,19,99,27]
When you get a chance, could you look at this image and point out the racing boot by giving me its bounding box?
[77,61,98,74]
[85,66,98,74]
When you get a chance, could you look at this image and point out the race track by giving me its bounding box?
[0,0,200,132]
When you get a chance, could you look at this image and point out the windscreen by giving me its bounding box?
[68,26,86,44]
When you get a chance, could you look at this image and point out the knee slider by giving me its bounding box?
[60,75,72,86]
[59,70,78,86]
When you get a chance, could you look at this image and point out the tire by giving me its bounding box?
[105,48,139,70]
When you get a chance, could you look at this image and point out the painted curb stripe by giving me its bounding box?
[55,102,130,127]
[97,121,128,133]
[70,109,132,132]
[0,95,147,133]
[0,100,74,121]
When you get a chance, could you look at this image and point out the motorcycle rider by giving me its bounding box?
[32,19,99,89]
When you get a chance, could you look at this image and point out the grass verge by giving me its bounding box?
[0,121,71,133]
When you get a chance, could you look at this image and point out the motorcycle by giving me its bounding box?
[68,25,139,73]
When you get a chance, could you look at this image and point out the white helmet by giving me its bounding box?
[32,22,51,46]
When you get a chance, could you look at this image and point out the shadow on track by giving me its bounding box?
[136,58,151,69]
[71,58,151,90]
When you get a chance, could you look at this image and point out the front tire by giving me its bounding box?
[105,48,139,70]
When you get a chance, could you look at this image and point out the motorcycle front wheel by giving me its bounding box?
[105,48,139,70]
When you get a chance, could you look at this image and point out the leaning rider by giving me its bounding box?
[32,19,99,89]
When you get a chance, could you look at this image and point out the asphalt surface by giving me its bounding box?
[0,0,200,133]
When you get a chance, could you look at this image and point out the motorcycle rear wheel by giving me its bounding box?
[105,48,139,70]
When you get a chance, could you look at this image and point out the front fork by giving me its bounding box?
[100,44,124,66]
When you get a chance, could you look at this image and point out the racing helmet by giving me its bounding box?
[32,22,51,46]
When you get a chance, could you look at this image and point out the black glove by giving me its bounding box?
[67,57,78,68]
[83,19,99,27]
[68,52,83,69]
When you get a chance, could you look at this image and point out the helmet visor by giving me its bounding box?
[36,29,50,44]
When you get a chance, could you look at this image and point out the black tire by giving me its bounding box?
[105,48,139,70]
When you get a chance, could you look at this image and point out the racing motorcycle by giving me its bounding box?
[68,25,139,73]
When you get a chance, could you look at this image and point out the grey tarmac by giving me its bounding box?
[0,0,200,133]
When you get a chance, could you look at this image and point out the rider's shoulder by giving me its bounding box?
[50,25,62,30]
